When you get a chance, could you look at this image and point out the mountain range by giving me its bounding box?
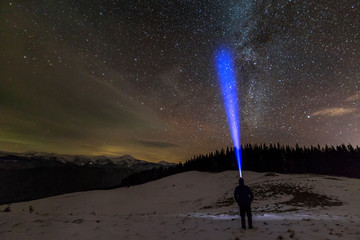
[0,151,174,169]
[0,150,175,204]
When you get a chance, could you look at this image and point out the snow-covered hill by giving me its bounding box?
[0,171,359,239]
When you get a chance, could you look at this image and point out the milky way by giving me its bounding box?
[1,1,359,162]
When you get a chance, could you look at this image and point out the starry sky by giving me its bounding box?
[1,0,359,162]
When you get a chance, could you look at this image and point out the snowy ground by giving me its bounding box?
[0,171,359,240]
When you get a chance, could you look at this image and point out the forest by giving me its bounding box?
[121,143,360,186]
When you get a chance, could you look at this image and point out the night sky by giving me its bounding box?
[1,1,359,162]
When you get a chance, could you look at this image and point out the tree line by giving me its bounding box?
[120,143,360,187]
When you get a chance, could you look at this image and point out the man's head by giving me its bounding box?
[239,178,244,185]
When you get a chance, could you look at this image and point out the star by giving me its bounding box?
[0,0,359,162]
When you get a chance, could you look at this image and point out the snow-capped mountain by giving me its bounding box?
[0,150,176,204]
[0,151,174,170]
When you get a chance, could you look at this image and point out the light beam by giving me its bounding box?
[215,46,242,177]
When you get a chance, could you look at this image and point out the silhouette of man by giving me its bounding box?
[234,178,254,229]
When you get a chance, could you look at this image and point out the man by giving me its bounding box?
[234,178,254,229]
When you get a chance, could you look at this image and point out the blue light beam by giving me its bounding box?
[215,47,242,177]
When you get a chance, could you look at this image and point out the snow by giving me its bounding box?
[0,171,359,239]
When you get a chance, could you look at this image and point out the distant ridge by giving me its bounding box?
[0,150,174,169]
[0,150,175,204]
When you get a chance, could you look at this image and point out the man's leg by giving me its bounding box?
[239,206,246,229]
[246,205,253,229]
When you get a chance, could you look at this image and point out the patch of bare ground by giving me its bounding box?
[264,172,279,177]
[253,182,343,208]
[202,180,343,211]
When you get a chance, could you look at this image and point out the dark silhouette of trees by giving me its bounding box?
[121,143,360,187]
[2,143,359,203]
